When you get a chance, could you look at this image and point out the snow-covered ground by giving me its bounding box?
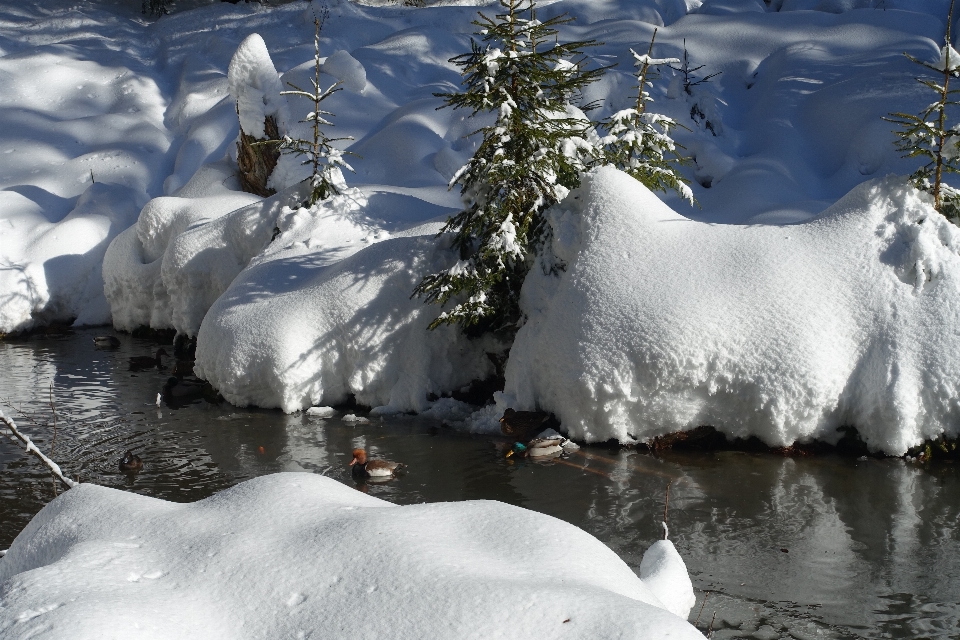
[0,473,702,639]
[2,0,960,452]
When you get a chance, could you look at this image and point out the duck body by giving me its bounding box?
[119,450,143,473]
[499,408,549,440]
[93,336,121,349]
[350,448,405,479]
[161,376,204,399]
[506,426,576,459]
[129,348,169,371]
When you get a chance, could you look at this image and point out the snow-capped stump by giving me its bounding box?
[504,167,960,455]
[0,474,705,640]
[228,33,289,197]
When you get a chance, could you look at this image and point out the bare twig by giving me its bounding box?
[707,612,716,638]
[49,384,59,497]
[663,480,672,539]
[0,409,77,490]
[694,591,710,626]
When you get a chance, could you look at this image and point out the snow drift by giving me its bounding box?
[504,167,960,455]
[193,190,498,413]
[0,473,702,640]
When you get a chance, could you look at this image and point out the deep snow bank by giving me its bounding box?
[504,168,960,455]
[0,474,702,640]
[193,190,498,413]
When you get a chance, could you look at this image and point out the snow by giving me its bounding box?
[321,49,367,93]
[2,0,960,452]
[504,167,960,455]
[227,33,289,138]
[0,473,702,639]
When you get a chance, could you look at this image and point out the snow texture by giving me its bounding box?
[227,33,289,138]
[4,0,960,452]
[193,190,500,413]
[321,50,367,93]
[505,167,960,455]
[0,474,702,640]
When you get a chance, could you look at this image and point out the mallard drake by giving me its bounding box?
[506,435,565,459]
[349,448,405,479]
[129,348,169,371]
[499,408,549,440]
[93,335,120,348]
[119,450,143,473]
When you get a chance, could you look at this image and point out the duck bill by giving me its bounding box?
[349,457,358,466]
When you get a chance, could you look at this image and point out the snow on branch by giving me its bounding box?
[0,409,77,490]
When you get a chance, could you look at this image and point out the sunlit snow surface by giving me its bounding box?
[505,168,960,455]
[3,0,960,451]
[0,473,701,640]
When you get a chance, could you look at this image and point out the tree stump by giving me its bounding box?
[237,115,280,197]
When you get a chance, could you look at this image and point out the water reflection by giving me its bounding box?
[1,330,958,639]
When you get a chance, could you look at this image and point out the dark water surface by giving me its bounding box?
[1,329,959,639]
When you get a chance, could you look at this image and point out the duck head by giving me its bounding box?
[349,448,367,467]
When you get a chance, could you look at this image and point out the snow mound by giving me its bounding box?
[227,33,289,138]
[102,185,261,333]
[0,474,704,640]
[322,49,367,93]
[0,182,142,333]
[194,190,498,413]
[640,539,697,619]
[504,167,960,455]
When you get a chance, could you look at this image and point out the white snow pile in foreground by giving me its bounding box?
[0,474,702,640]
[194,191,499,413]
[504,167,960,455]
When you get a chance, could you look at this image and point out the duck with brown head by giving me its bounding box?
[349,449,405,480]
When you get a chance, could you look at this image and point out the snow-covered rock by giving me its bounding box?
[102,183,261,333]
[193,190,499,413]
[504,167,960,455]
[0,474,704,640]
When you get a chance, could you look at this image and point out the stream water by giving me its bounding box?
[1,329,958,639]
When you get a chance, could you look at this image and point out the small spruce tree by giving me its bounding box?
[280,15,354,206]
[600,29,694,205]
[413,0,603,333]
[885,0,960,222]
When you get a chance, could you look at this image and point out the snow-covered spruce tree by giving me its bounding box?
[600,29,694,205]
[885,0,960,223]
[280,16,354,206]
[413,0,602,334]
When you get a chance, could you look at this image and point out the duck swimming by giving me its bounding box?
[499,408,549,440]
[349,448,405,479]
[93,336,121,348]
[129,348,168,371]
[506,435,565,459]
[119,450,143,474]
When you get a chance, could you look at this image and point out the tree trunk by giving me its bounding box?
[237,115,280,197]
